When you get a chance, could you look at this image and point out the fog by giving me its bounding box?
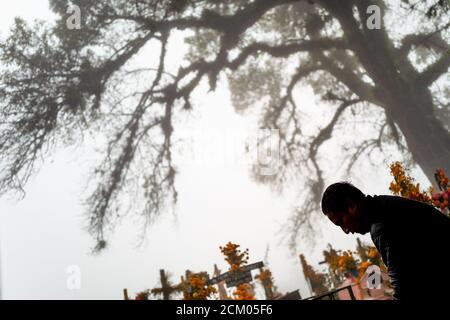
[0,0,433,299]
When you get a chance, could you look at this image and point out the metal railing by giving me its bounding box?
[304,284,356,300]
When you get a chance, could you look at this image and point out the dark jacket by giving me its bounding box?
[367,195,450,300]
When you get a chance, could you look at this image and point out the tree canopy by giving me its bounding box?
[0,0,448,251]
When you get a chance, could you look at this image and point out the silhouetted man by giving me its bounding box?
[321,182,450,300]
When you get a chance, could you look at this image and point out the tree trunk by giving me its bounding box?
[383,85,450,186]
[329,1,450,186]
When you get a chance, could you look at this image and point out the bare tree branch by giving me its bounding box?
[228,39,348,70]
[309,98,361,160]
[416,53,450,86]
[399,24,450,54]
[317,56,380,105]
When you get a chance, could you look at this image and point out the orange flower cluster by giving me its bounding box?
[367,247,379,260]
[389,162,450,214]
[358,261,372,278]
[255,268,274,290]
[389,162,432,203]
[219,242,249,272]
[337,251,358,274]
[135,290,150,300]
[357,247,386,278]
[220,242,255,300]
[323,247,340,273]
[232,283,255,300]
[322,241,391,297]
[436,169,449,188]
[183,273,217,300]
[431,169,450,212]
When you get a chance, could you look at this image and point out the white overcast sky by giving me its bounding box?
[0,0,430,300]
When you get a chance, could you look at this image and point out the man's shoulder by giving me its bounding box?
[369,194,450,237]
[368,195,428,238]
[369,194,441,214]
[366,194,405,210]
[370,194,417,204]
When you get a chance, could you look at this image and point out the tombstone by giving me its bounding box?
[336,276,363,300]
[276,290,301,300]
[208,261,264,288]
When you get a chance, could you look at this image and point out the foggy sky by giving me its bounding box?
[0,0,430,300]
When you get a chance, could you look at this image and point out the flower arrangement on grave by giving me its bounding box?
[322,244,345,287]
[255,268,273,290]
[355,243,394,298]
[324,247,358,278]
[135,290,150,300]
[337,250,358,277]
[220,242,255,300]
[357,246,386,278]
[325,247,368,283]
[255,267,279,299]
[233,283,255,300]
[432,168,450,212]
[182,272,217,300]
[389,162,450,214]
[355,238,386,276]
[389,161,433,203]
[319,240,392,299]
[220,242,250,272]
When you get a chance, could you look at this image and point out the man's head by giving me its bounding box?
[321,182,370,234]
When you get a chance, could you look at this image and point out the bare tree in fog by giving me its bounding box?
[0,0,448,251]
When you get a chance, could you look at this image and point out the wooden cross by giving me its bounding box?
[208,261,264,288]
[180,270,212,297]
[123,288,129,300]
[151,269,182,300]
[257,267,274,300]
[213,264,229,300]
